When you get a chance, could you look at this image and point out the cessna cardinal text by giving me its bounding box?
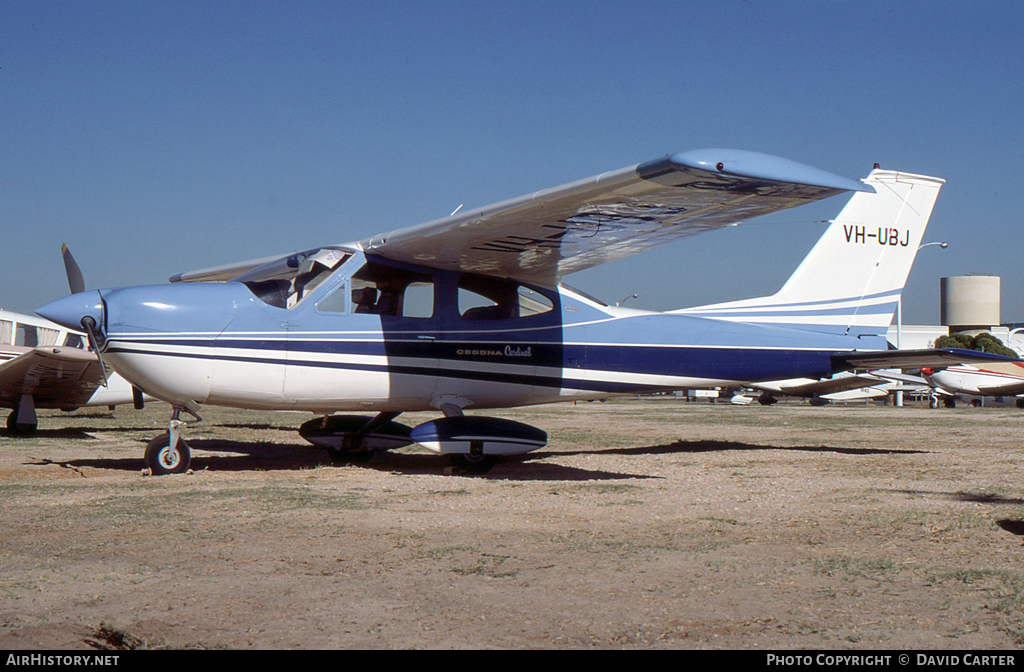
[37,149,1001,474]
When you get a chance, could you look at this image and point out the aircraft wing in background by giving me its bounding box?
[0,346,106,411]
[756,373,888,398]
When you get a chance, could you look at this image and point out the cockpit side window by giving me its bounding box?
[350,262,434,318]
[458,275,554,320]
[0,320,12,345]
[15,324,38,347]
[234,248,352,309]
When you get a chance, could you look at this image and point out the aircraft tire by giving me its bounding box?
[6,411,37,436]
[445,453,495,475]
[145,434,191,475]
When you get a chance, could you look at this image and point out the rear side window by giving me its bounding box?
[458,275,554,320]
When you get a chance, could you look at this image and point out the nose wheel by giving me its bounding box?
[144,406,197,475]
[144,433,192,475]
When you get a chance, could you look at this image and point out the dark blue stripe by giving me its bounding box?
[108,338,837,396]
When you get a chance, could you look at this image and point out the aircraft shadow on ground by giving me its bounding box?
[997,520,1024,536]
[892,488,1024,507]
[887,489,1024,538]
[5,428,98,440]
[542,439,929,458]
[24,436,929,482]
[186,439,655,482]
[30,437,656,481]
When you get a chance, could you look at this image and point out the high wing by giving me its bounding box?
[0,346,106,410]
[359,149,872,285]
[168,149,870,285]
[832,348,1016,372]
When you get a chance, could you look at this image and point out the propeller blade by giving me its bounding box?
[61,243,86,294]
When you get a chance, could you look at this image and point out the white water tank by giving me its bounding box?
[940,276,1000,329]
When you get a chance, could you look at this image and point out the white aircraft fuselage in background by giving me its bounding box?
[923,361,1024,403]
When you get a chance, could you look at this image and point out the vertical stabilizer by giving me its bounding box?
[673,169,945,337]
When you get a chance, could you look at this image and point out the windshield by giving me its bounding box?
[233,247,352,309]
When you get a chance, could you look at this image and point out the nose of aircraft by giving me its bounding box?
[36,290,105,332]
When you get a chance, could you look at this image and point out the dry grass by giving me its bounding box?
[1,397,1023,649]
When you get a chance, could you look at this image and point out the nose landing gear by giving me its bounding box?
[144,406,199,475]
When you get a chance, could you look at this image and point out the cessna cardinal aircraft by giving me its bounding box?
[0,308,142,433]
[36,149,1009,474]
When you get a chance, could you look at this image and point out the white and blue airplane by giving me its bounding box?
[36,149,1006,474]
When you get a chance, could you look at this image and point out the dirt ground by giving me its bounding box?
[1,396,1023,650]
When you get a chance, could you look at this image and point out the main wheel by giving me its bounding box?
[6,410,37,436]
[144,434,191,475]
[445,453,495,475]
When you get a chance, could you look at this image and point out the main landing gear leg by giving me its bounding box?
[326,411,402,464]
[144,406,197,475]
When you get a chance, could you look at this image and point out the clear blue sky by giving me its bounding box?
[2,0,1021,324]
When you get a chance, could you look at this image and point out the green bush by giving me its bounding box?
[935,332,1019,359]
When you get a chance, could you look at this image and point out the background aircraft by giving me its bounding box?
[0,308,142,434]
[745,372,894,406]
[37,149,1009,474]
[921,362,1024,408]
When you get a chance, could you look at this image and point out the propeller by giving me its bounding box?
[58,244,108,388]
[57,245,147,408]
[61,243,86,295]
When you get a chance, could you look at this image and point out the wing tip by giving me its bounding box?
[640,148,874,194]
